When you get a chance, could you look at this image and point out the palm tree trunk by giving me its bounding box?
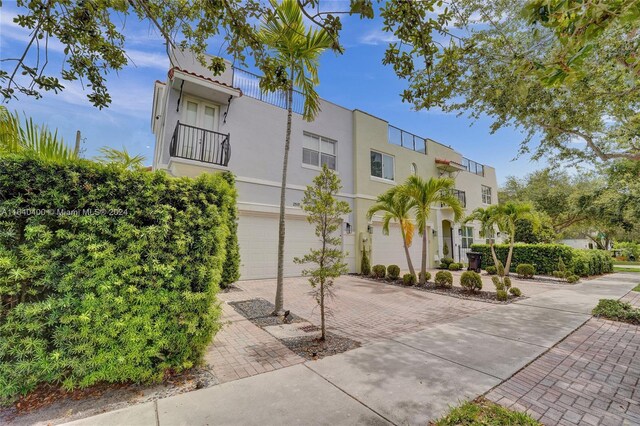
[400,223,416,276]
[420,228,427,284]
[505,233,515,276]
[489,240,499,269]
[273,83,294,316]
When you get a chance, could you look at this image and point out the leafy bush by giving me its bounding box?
[460,271,482,292]
[435,271,453,288]
[592,299,640,325]
[419,271,431,282]
[433,398,541,426]
[509,287,522,297]
[486,266,497,275]
[448,262,462,271]
[441,257,454,267]
[491,276,503,291]
[439,263,448,269]
[515,263,535,279]
[567,274,580,283]
[372,264,386,279]
[0,156,237,403]
[471,243,612,277]
[387,264,400,279]
[220,173,240,287]
[361,250,371,276]
[403,273,417,286]
[496,290,508,301]
[503,276,512,289]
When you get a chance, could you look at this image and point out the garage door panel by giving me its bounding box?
[372,224,422,273]
[238,213,324,280]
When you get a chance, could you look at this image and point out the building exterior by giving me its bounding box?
[151,50,499,280]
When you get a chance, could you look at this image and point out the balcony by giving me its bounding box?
[461,157,484,176]
[441,189,467,208]
[232,67,305,114]
[388,125,427,154]
[170,122,230,166]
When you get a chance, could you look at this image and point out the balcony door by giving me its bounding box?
[181,97,219,160]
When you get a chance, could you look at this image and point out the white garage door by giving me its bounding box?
[237,212,324,280]
[372,223,424,273]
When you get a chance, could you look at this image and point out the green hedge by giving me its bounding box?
[0,157,238,403]
[470,243,612,276]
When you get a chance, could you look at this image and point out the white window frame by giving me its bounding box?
[370,150,395,182]
[302,132,337,170]
[461,226,474,249]
[482,185,492,204]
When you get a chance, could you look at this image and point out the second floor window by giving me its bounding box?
[371,150,394,181]
[482,185,492,204]
[303,133,336,170]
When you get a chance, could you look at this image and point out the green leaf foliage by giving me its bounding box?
[0,156,238,403]
[593,299,640,325]
[471,243,612,276]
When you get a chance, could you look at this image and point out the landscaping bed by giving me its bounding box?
[229,298,360,360]
[429,397,541,426]
[361,276,526,304]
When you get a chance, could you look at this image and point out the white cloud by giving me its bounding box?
[359,29,399,46]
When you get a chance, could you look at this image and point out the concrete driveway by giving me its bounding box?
[63,273,639,426]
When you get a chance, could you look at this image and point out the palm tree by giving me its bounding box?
[464,205,501,268]
[402,176,463,285]
[258,0,333,316]
[0,106,76,161]
[497,201,537,275]
[367,187,417,276]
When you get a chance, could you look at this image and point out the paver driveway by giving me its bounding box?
[205,274,499,383]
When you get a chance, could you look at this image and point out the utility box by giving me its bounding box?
[467,252,482,273]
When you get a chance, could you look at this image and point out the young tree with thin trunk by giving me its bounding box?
[464,205,501,268]
[496,202,537,275]
[367,187,416,276]
[402,176,463,285]
[294,165,350,341]
[258,0,333,316]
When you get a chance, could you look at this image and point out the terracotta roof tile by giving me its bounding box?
[169,67,242,94]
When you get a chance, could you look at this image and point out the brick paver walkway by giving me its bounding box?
[204,274,503,384]
[620,290,640,308]
[487,317,640,426]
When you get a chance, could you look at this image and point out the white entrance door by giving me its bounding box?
[181,98,219,160]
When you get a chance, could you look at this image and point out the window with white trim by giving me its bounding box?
[461,226,474,249]
[370,150,394,181]
[482,185,492,204]
[303,132,336,170]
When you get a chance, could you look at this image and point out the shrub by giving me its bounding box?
[419,271,432,282]
[503,276,512,289]
[496,290,508,301]
[567,274,580,283]
[572,249,613,276]
[220,173,240,287]
[372,264,386,279]
[509,287,522,297]
[460,271,482,292]
[387,265,400,279]
[403,273,417,286]
[0,156,236,403]
[435,271,454,288]
[492,276,504,291]
[441,257,454,267]
[486,266,497,275]
[515,263,535,279]
[592,299,640,325]
[439,263,448,269]
[470,243,574,275]
[361,250,371,276]
[448,262,462,271]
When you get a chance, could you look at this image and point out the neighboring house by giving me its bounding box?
[559,238,612,250]
[151,50,499,280]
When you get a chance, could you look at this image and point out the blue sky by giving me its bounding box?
[1,3,551,184]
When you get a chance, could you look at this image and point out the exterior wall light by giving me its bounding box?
[432,229,437,237]
[367,224,373,234]
[458,228,463,236]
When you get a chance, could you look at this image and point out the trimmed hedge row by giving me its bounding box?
[470,243,612,276]
[0,157,238,403]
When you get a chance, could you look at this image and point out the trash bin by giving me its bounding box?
[466,252,482,273]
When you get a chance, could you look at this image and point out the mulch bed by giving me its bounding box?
[220,284,243,293]
[229,298,361,360]
[362,276,526,305]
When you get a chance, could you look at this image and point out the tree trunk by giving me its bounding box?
[401,225,416,277]
[504,234,515,276]
[489,240,499,269]
[273,83,294,316]
[420,228,427,284]
[320,279,325,341]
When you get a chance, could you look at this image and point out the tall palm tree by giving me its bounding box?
[367,187,417,276]
[464,205,501,268]
[0,106,76,161]
[497,201,537,275]
[258,0,333,315]
[402,176,463,284]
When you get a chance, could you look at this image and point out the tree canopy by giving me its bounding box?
[381,0,640,163]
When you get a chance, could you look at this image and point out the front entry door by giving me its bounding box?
[182,98,219,160]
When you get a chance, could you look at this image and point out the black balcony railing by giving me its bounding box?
[232,67,305,114]
[441,189,466,208]
[170,121,230,166]
[461,157,484,176]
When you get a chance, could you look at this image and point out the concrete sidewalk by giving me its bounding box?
[64,273,639,426]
